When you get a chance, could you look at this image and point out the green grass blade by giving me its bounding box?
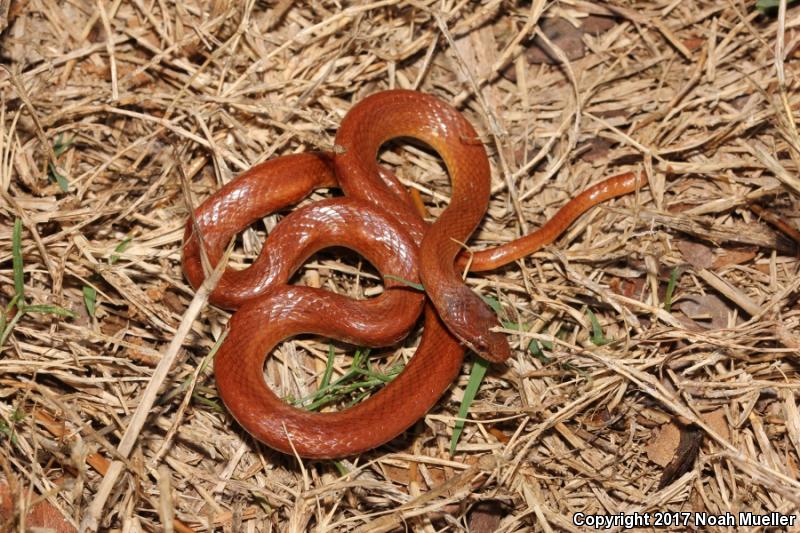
[0,419,18,445]
[479,294,503,315]
[83,285,97,317]
[5,295,19,314]
[756,0,800,13]
[383,274,424,291]
[110,236,132,264]
[190,393,225,412]
[12,218,24,302]
[292,347,400,411]
[528,339,553,364]
[22,304,77,318]
[449,356,489,456]
[0,311,23,347]
[587,309,608,346]
[663,266,681,312]
[0,296,20,336]
[48,162,70,192]
[46,135,73,191]
[53,134,75,157]
[447,293,506,455]
[320,344,336,389]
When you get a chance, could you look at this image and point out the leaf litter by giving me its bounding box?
[0,1,799,531]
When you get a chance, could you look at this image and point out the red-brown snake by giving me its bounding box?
[183,90,642,458]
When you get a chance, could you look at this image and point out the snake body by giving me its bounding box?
[182,90,641,458]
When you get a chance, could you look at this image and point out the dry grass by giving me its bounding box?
[1,0,800,531]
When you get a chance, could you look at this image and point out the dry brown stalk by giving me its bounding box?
[0,1,798,530]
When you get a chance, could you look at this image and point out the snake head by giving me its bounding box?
[441,288,511,363]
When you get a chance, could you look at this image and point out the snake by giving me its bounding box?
[182,90,642,459]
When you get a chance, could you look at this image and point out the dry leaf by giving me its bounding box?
[675,293,738,330]
[381,464,410,485]
[579,137,614,163]
[609,276,645,299]
[712,246,758,269]
[527,18,585,64]
[676,239,714,269]
[703,409,730,443]
[658,424,703,488]
[0,482,76,533]
[581,407,615,429]
[646,422,681,467]
[581,15,617,35]
[504,14,616,80]
[467,500,507,533]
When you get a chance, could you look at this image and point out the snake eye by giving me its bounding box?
[471,337,489,355]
